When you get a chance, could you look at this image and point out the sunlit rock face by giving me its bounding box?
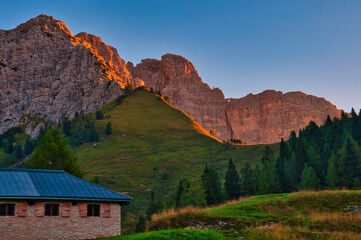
[226,90,341,144]
[131,53,233,140]
[133,54,341,144]
[0,14,142,134]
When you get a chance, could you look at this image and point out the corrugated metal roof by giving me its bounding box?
[0,169,131,202]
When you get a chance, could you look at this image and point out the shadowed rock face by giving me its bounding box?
[132,54,341,144]
[0,14,142,135]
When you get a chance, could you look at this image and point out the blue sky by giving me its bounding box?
[1,0,361,111]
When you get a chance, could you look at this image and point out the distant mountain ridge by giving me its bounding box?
[0,14,341,143]
[131,54,341,143]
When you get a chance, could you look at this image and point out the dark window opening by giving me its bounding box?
[45,204,59,216]
[87,204,100,217]
[0,204,15,216]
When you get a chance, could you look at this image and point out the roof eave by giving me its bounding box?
[0,196,132,203]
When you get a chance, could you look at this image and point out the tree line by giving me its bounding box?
[136,109,361,232]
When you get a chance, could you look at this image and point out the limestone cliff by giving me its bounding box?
[226,90,341,144]
[131,54,233,140]
[0,14,142,134]
[133,54,341,144]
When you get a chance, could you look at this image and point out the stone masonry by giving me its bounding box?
[0,201,121,240]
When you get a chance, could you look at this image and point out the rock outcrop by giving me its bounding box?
[0,14,142,134]
[131,54,233,140]
[226,90,341,144]
[133,54,341,144]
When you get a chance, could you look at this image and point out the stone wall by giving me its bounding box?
[0,200,121,240]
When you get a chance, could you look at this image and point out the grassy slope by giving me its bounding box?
[148,190,361,239]
[104,229,227,240]
[76,89,275,191]
[73,89,277,230]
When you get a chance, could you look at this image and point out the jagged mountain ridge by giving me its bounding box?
[0,15,341,143]
[131,54,341,143]
[0,14,142,135]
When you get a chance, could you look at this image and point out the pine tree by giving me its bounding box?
[146,191,157,220]
[294,138,309,185]
[95,111,105,120]
[62,117,72,137]
[15,145,24,159]
[276,139,289,192]
[24,139,35,155]
[179,184,206,208]
[285,152,297,191]
[289,130,298,152]
[105,122,112,135]
[224,158,241,200]
[326,153,337,189]
[299,163,320,190]
[240,162,255,196]
[88,123,99,142]
[175,180,184,208]
[258,160,279,194]
[135,215,147,233]
[201,165,223,206]
[5,132,15,154]
[261,146,274,162]
[339,136,361,188]
[307,146,322,180]
[351,109,361,144]
[25,128,82,177]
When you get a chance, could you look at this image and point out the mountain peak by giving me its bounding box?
[14,14,72,36]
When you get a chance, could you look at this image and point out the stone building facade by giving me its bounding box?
[0,169,131,240]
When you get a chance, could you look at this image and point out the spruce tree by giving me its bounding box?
[88,123,99,142]
[105,122,112,135]
[135,215,147,233]
[62,117,72,137]
[95,111,105,120]
[201,165,223,206]
[258,160,278,194]
[339,136,361,188]
[15,145,24,159]
[294,138,309,185]
[351,109,361,144]
[5,132,15,154]
[24,139,35,155]
[276,139,289,192]
[224,158,241,200]
[175,180,184,208]
[179,184,206,208]
[240,162,255,196]
[326,153,337,189]
[299,163,320,190]
[146,191,157,220]
[25,128,82,177]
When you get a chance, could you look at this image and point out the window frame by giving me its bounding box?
[45,204,59,216]
[0,204,15,216]
[87,204,100,217]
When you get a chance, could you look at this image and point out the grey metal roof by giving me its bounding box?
[0,169,131,202]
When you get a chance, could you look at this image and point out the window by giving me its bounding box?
[87,204,100,217]
[45,204,59,216]
[0,204,15,216]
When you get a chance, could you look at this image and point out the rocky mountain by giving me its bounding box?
[131,54,341,144]
[0,14,142,135]
[0,15,341,143]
